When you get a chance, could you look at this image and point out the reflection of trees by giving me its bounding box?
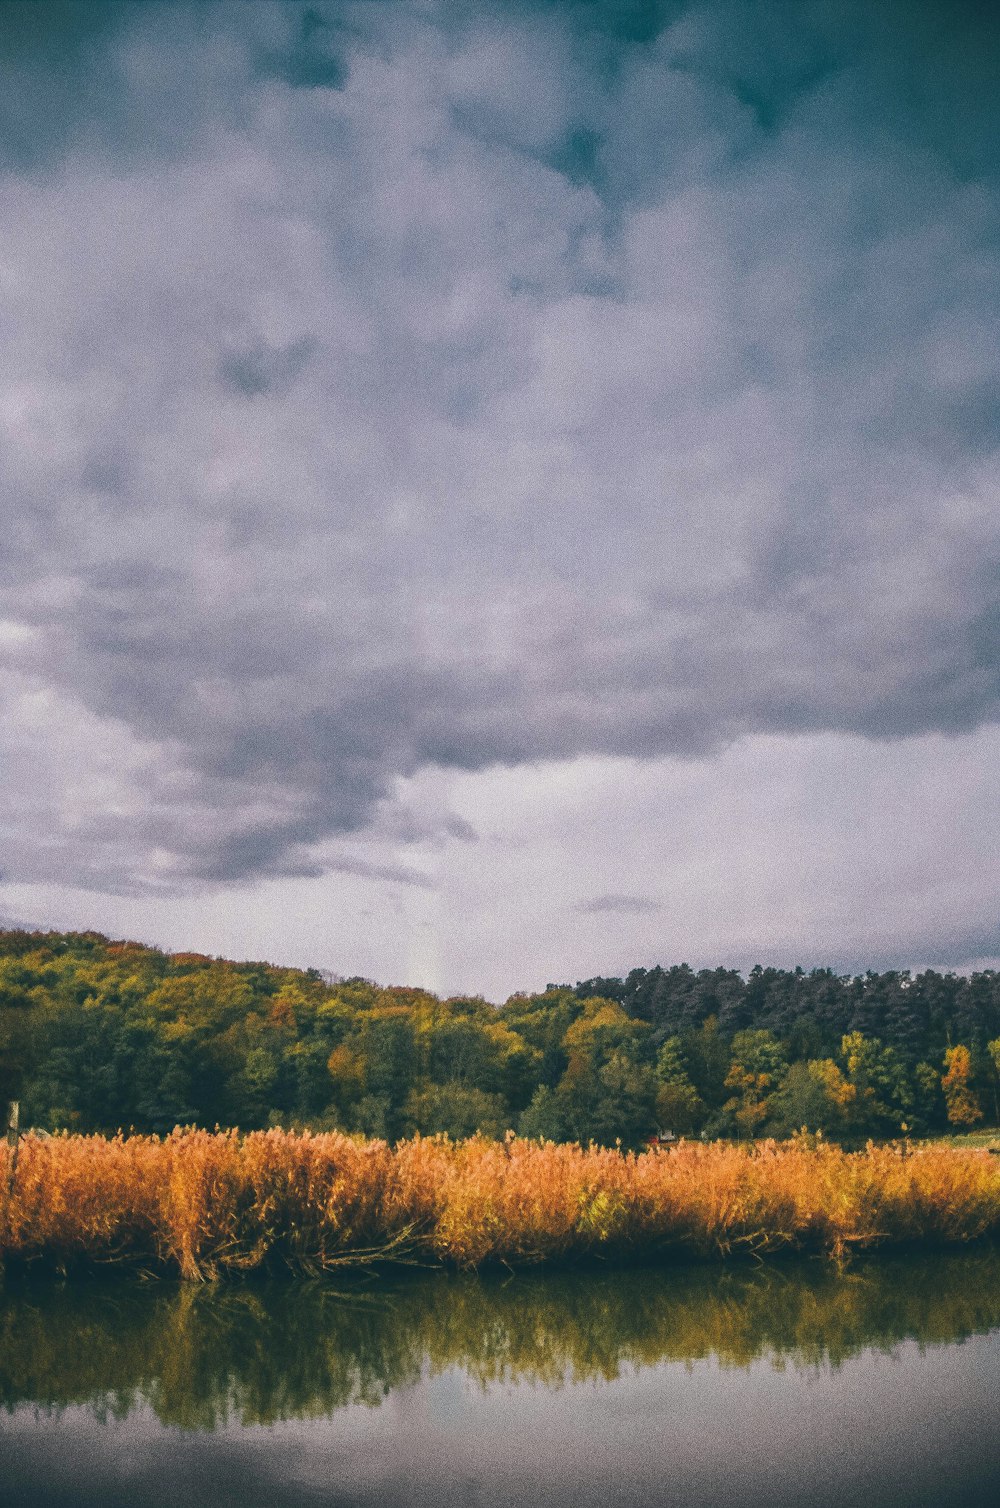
[2,1251,1000,1429]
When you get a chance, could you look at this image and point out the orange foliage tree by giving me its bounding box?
[941,1046,983,1128]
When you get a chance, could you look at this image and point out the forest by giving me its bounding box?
[2,930,999,1146]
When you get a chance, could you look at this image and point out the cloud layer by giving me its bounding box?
[0,0,998,895]
[5,727,1000,1000]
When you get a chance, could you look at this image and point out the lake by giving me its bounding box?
[2,1251,998,1507]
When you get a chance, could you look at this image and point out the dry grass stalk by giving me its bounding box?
[1,1131,998,1278]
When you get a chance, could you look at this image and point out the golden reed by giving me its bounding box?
[2,1130,998,1279]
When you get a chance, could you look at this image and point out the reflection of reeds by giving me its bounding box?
[1,1130,998,1278]
[3,1252,1000,1428]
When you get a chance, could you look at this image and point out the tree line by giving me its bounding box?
[1,931,999,1146]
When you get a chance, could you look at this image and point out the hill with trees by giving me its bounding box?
[2,931,999,1146]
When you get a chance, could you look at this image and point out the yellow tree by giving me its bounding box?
[723,1030,786,1139]
[941,1045,983,1128]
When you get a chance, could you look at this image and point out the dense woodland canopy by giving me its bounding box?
[1,931,999,1146]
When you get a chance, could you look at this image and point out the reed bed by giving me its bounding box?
[2,1130,999,1279]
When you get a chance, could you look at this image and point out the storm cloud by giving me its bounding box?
[0,0,998,896]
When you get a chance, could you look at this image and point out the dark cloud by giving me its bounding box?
[257,4,348,92]
[218,337,317,399]
[903,923,1000,973]
[0,0,998,891]
[576,894,664,916]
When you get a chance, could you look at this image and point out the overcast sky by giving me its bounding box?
[1,0,998,998]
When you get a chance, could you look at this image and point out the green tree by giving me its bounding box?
[911,1060,944,1134]
[404,1084,507,1139]
[518,1084,567,1142]
[839,1032,910,1139]
[680,1014,731,1115]
[769,1058,853,1136]
[654,1037,705,1134]
[548,999,657,1147]
[354,1008,418,1141]
[723,1030,787,1138]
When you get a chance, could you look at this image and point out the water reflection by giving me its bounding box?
[2,1250,1000,1430]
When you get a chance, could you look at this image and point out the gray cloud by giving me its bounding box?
[576,894,664,916]
[218,337,317,399]
[0,913,35,930]
[0,0,998,892]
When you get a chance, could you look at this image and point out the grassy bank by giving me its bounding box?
[920,1129,1000,1150]
[2,1130,999,1279]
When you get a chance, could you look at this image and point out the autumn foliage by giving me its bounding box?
[2,1130,999,1279]
[4,932,1000,1145]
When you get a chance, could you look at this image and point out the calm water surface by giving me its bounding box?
[2,1251,998,1508]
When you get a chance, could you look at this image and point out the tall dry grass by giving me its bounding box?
[2,1130,998,1278]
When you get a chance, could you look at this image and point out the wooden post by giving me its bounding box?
[5,1099,19,1192]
